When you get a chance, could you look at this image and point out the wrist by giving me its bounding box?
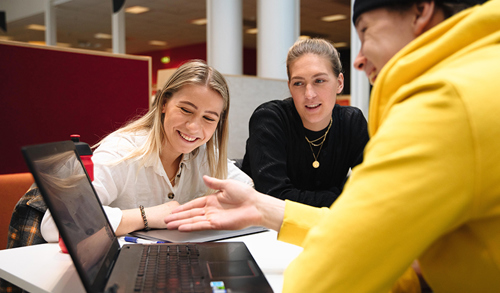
[139,205,150,231]
[255,191,286,232]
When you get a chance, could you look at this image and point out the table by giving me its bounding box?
[0,230,302,293]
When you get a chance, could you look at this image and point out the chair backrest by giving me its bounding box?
[0,173,34,250]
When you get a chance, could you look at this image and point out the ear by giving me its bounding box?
[412,1,437,37]
[336,73,344,94]
[161,101,167,113]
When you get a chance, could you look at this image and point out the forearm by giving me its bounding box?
[116,202,179,235]
[115,208,145,236]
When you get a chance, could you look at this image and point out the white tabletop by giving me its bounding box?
[0,230,302,293]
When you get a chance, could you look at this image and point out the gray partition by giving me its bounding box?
[225,75,289,160]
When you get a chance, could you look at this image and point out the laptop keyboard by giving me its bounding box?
[134,244,205,293]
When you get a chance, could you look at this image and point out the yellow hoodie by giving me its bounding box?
[278,1,500,292]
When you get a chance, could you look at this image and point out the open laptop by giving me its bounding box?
[22,141,273,293]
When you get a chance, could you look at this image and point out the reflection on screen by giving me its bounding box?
[34,150,113,285]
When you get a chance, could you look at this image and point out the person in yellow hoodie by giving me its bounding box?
[165,0,500,292]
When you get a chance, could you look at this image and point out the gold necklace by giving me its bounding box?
[305,118,332,168]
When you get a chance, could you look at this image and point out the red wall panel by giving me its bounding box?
[0,41,151,174]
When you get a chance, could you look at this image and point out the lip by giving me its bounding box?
[305,103,321,110]
[178,131,198,142]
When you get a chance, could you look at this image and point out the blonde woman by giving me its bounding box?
[40,60,252,241]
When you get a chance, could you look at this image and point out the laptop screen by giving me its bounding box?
[26,142,115,287]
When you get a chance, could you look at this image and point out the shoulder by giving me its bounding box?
[93,131,148,160]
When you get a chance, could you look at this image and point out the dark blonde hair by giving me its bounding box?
[286,38,343,80]
[100,60,230,180]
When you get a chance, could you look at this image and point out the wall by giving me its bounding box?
[0,40,151,174]
[225,75,290,159]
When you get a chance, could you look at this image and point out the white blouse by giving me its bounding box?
[41,132,253,242]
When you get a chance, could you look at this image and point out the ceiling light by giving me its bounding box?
[334,42,348,48]
[190,18,207,25]
[299,35,311,40]
[27,24,46,31]
[149,40,167,46]
[125,6,150,14]
[246,28,258,34]
[94,33,112,39]
[321,14,347,22]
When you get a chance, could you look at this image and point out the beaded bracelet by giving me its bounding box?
[139,205,150,231]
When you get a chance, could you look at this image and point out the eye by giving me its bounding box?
[293,81,303,86]
[203,116,217,122]
[315,79,325,84]
[180,107,192,114]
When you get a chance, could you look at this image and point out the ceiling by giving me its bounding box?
[0,0,352,55]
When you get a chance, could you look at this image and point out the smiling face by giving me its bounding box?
[161,84,224,157]
[353,8,416,84]
[288,53,344,131]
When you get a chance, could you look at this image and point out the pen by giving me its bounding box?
[124,236,166,244]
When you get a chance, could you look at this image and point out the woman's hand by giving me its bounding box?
[165,176,286,232]
[115,201,179,236]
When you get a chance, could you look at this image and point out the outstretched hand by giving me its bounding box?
[165,176,263,231]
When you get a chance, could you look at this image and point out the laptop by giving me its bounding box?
[22,141,273,293]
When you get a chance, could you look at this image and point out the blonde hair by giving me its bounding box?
[97,60,230,180]
[286,38,343,80]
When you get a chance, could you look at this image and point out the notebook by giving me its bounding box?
[22,141,273,293]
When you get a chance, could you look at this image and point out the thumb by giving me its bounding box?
[203,175,224,190]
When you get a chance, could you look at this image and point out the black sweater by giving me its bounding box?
[242,98,369,207]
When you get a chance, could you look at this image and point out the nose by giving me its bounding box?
[186,116,202,133]
[353,50,366,71]
[305,84,316,99]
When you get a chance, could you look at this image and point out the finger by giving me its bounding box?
[165,208,206,223]
[170,197,208,213]
[202,175,224,190]
[178,221,216,232]
[166,215,209,230]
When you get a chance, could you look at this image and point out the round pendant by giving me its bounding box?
[312,161,320,168]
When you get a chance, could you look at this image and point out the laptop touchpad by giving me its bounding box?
[207,261,256,278]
